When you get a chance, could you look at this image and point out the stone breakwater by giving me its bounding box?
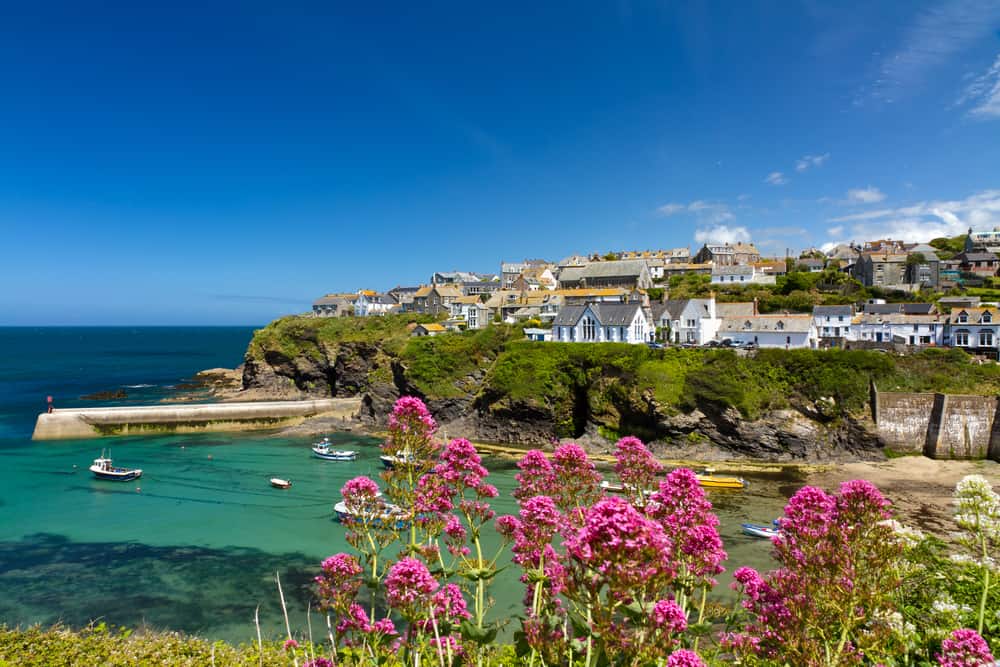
[31,398,361,440]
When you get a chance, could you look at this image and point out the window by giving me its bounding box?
[743,320,752,330]
[776,321,785,331]
[686,319,696,327]
[984,312,993,323]
[980,331,993,347]
[958,312,969,323]
[913,324,918,332]
[582,317,596,340]
[955,330,969,346]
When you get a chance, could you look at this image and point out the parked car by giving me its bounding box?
[720,338,735,348]
[646,342,665,349]
[704,340,720,348]
[741,341,758,350]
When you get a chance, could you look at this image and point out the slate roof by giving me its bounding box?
[813,305,854,318]
[718,315,814,334]
[715,302,755,318]
[558,260,648,282]
[552,303,645,327]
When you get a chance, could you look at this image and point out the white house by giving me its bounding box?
[671,298,721,345]
[710,264,776,285]
[552,303,652,344]
[717,314,817,349]
[849,313,946,347]
[355,292,398,317]
[945,307,1000,356]
[812,305,854,344]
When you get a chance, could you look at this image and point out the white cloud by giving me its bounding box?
[846,186,887,204]
[765,171,788,186]
[957,53,1000,118]
[826,189,1000,242]
[795,153,831,172]
[829,225,845,237]
[694,225,751,244]
[864,0,1000,105]
[657,200,734,224]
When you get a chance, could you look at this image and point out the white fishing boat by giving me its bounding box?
[379,452,418,469]
[312,439,357,461]
[333,500,409,529]
[270,478,292,489]
[89,451,142,482]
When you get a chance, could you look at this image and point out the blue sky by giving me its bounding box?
[2,1,1000,325]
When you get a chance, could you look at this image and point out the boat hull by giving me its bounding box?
[695,475,746,490]
[741,523,780,539]
[312,448,357,461]
[270,478,292,489]
[91,468,142,482]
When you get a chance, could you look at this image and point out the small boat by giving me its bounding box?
[695,468,747,490]
[379,453,418,470]
[333,500,409,529]
[270,478,292,489]
[89,452,142,482]
[600,480,653,496]
[312,441,357,461]
[741,522,781,539]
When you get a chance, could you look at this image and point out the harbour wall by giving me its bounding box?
[32,398,361,440]
[872,384,1000,460]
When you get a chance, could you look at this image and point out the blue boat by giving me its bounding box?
[89,452,142,482]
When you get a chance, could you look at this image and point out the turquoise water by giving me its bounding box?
[0,327,792,643]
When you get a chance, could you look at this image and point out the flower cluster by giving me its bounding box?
[613,435,663,505]
[726,480,903,665]
[384,557,440,619]
[936,628,995,666]
[314,553,362,614]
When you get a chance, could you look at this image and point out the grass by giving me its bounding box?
[246,314,436,362]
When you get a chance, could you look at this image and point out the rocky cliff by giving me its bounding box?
[235,316,897,462]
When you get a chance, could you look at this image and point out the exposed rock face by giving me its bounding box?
[240,337,885,462]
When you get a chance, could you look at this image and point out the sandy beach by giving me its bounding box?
[806,456,1000,536]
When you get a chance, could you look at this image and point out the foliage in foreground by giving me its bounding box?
[8,396,997,666]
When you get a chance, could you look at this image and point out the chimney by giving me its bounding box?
[753,297,758,316]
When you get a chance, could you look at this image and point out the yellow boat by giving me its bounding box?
[695,470,747,490]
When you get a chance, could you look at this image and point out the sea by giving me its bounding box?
[0,327,797,644]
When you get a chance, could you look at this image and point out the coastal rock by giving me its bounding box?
[81,389,127,400]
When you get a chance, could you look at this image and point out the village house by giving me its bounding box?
[460,280,501,296]
[710,264,776,285]
[902,245,940,288]
[354,291,399,316]
[849,312,946,347]
[945,307,1000,357]
[693,241,761,266]
[388,286,420,312]
[965,227,1000,254]
[717,313,817,349]
[312,293,357,317]
[552,302,652,344]
[663,298,721,345]
[660,262,714,279]
[511,265,557,291]
[797,258,825,273]
[853,251,908,287]
[812,305,854,347]
[556,259,653,290]
[411,323,447,337]
[956,251,999,279]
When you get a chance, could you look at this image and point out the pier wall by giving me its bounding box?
[32,398,360,440]
[873,387,1000,460]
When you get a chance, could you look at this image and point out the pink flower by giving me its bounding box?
[647,468,726,584]
[304,659,333,667]
[384,557,439,618]
[551,443,603,519]
[651,599,687,634]
[341,476,380,504]
[495,514,519,539]
[315,552,362,614]
[432,583,471,624]
[511,495,562,569]
[336,602,371,635]
[666,649,706,667]
[283,638,299,651]
[937,629,995,666]
[613,436,663,503]
[513,450,557,501]
[563,496,674,593]
[387,396,437,436]
[372,617,397,636]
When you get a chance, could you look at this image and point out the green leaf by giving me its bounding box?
[459,620,498,644]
